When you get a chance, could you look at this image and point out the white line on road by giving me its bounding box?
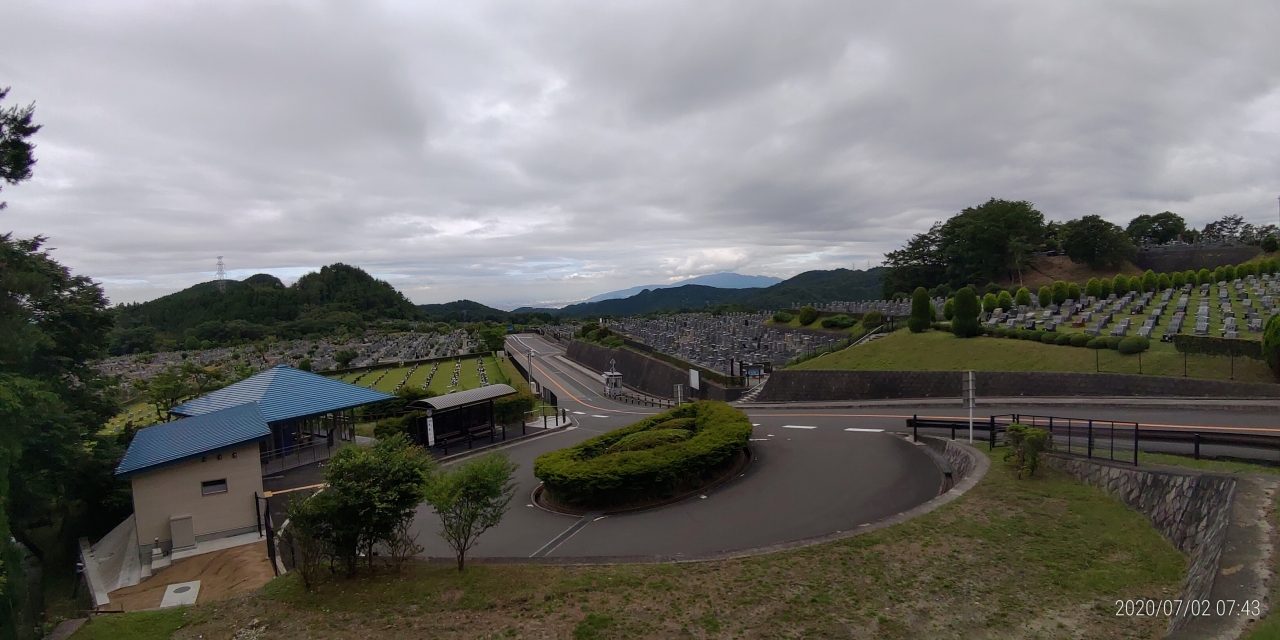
[590,415,609,418]
[572,411,586,415]
[844,428,885,432]
[781,425,817,429]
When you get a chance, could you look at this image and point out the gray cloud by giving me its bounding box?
[2,0,1279,308]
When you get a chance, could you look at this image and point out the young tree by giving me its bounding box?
[1238,262,1255,278]
[908,287,932,333]
[1084,277,1101,298]
[1014,286,1032,307]
[798,305,819,326]
[1223,265,1236,282]
[1037,285,1051,307]
[1141,269,1157,292]
[982,292,998,314]
[1113,274,1130,294]
[1066,282,1081,301]
[1098,277,1112,298]
[1170,272,1185,288]
[996,290,1013,311]
[1197,268,1212,285]
[423,453,519,572]
[943,298,955,320]
[1051,281,1068,305]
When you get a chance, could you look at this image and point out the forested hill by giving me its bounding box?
[548,267,884,317]
[415,300,556,324]
[108,264,419,354]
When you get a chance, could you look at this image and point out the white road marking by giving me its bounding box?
[844,428,885,433]
[752,423,760,426]
[749,438,770,441]
[781,425,817,429]
[572,411,586,415]
[591,415,609,418]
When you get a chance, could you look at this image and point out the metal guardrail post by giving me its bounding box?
[989,416,996,450]
[912,415,917,442]
[1133,424,1140,465]
[1194,433,1201,460]
[1087,420,1093,459]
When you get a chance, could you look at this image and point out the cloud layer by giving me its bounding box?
[2,0,1279,308]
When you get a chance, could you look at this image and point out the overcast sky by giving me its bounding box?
[2,1,1279,309]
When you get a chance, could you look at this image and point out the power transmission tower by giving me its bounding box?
[216,256,226,293]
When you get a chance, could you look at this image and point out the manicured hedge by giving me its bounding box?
[534,402,752,508]
[1171,334,1263,360]
[1040,333,1057,344]
[1117,336,1150,354]
[1070,334,1091,347]
[1054,333,1072,346]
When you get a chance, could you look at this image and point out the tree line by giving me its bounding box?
[882,199,1278,298]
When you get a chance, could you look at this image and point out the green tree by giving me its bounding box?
[951,288,981,338]
[996,290,1014,311]
[1141,270,1157,292]
[908,287,932,333]
[1051,281,1068,305]
[1061,215,1136,269]
[297,358,312,372]
[982,292,998,314]
[797,306,819,326]
[322,434,434,577]
[1098,277,1112,298]
[334,349,358,368]
[478,326,507,352]
[1170,272,1184,288]
[1126,212,1187,246]
[943,298,955,320]
[1113,274,1130,294]
[1014,287,1031,307]
[1263,235,1279,253]
[1084,277,1101,298]
[883,199,1045,292]
[1265,314,1280,375]
[1066,282,1081,301]
[1223,265,1236,282]
[1197,268,1211,285]
[1237,263,1255,278]
[1037,285,1051,307]
[0,88,40,211]
[423,453,519,571]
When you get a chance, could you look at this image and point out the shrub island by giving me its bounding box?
[533,401,752,511]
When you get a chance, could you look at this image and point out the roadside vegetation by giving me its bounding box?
[78,449,1184,639]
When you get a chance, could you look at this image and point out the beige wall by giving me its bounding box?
[131,442,264,551]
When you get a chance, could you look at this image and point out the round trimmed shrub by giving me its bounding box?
[1054,333,1072,345]
[534,402,752,508]
[1105,336,1122,350]
[1117,336,1150,354]
[798,306,819,326]
[951,288,981,338]
[772,311,793,323]
[1087,337,1107,349]
[1040,332,1058,344]
[863,310,883,329]
[1018,329,1035,340]
[1070,334,1091,347]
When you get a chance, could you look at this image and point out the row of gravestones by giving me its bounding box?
[609,313,845,371]
[419,362,440,390]
[476,356,489,386]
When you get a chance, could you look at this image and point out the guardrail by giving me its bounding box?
[261,440,338,475]
[607,390,676,409]
[907,413,1280,465]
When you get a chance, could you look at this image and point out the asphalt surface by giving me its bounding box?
[409,334,944,560]
[396,332,1279,561]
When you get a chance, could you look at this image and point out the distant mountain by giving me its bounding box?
[108,264,420,354]
[551,267,884,317]
[416,300,556,324]
[586,272,783,302]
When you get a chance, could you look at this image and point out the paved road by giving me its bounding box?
[408,333,1280,561]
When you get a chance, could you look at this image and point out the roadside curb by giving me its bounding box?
[737,397,1280,411]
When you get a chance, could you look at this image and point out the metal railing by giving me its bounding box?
[261,439,337,475]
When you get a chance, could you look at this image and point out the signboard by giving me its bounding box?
[426,417,435,447]
[689,369,700,390]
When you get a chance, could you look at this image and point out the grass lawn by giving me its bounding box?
[794,329,1277,384]
[88,450,1184,639]
[370,367,413,393]
[102,401,159,434]
[71,608,191,640]
[1138,452,1280,475]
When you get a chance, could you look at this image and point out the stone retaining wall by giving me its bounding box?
[1043,455,1237,634]
[1131,244,1260,274]
[755,369,1280,403]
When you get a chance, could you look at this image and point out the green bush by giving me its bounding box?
[1223,265,1236,282]
[862,309,883,329]
[1021,330,1039,341]
[606,428,692,454]
[1084,277,1101,298]
[798,306,819,326]
[821,314,857,329]
[1051,281,1068,305]
[996,290,1014,311]
[1054,333,1072,345]
[1141,269,1157,292]
[771,311,793,323]
[1066,282,1081,300]
[1015,287,1032,307]
[534,402,752,508]
[1197,268,1211,285]
[1087,337,1107,349]
[951,288,981,338]
[494,391,537,424]
[993,328,1007,338]
[908,287,932,333]
[1171,271,1186,288]
[1037,285,1051,307]
[1117,336,1150,354]
[1185,270,1198,286]
[1113,273,1129,294]
[1157,273,1171,290]
[1004,423,1051,479]
[1069,333,1091,347]
[1264,315,1280,374]
[1263,235,1279,253]
[1040,332,1058,344]
[1098,277,1112,298]
[943,298,955,320]
[1105,336,1122,350]
[982,292,999,314]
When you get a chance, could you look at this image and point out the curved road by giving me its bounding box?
[410,333,1280,562]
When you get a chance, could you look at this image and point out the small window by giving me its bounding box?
[201,479,228,496]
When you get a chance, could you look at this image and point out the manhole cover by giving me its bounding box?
[173,586,191,594]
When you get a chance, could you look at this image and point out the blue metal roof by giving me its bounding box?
[170,365,394,423]
[115,403,271,477]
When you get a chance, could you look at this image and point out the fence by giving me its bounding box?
[254,492,279,577]
[261,439,339,475]
[907,413,1280,465]
[607,389,676,408]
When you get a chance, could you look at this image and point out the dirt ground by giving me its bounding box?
[1008,255,1143,289]
[107,542,274,611]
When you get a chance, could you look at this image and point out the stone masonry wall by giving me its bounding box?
[755,369,1280,403]
[1043,455,1236,633]
[943,440,975,482]
[1131,245,1260,274]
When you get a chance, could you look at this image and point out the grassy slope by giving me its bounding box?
[794,329,1276,384]
[87,450,1183,639]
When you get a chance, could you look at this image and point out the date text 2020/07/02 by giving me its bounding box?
[1116,600,1262,618]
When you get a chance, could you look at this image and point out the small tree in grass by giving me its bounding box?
[1004,423,1051,479]
[1196,268,1211,285]
[982,292,998,314]
[1157,273,1171,290]
[1051,280,1068,305]
[1084,277,1101,298]
[423,453,519,572]
[1066,282,1081,301]
[1014,286,1031,307]
[996,290,1013,311]
[1114,273,1131,294]
[1037,285,1051,307]
[951,287,981,338]
[798,305,819,326]
[1098,277,1112,298]
[1171,271,1185,289]
[908,287,932,333]
[943,298,955,320]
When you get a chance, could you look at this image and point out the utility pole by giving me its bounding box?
[216,256,226,293]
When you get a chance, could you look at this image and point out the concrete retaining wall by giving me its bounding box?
[1131,245,1260,274]
[755,369,1280,403]
[1043,455,1236,634]
[565,341,743,401]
